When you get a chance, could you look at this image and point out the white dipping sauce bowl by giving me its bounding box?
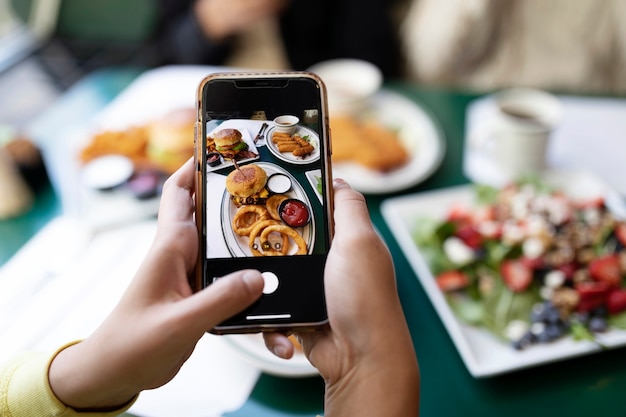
[273,115,299,134]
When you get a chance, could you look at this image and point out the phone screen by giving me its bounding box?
[198,74,332,331]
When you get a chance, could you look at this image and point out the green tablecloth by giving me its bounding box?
[3,68,626,417]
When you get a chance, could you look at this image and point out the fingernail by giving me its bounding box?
[272,344,288,358]
[333,178,350,188]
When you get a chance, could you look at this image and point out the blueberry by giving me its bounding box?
[512,332,534,350]
[545,307,562,325]
[573,311,590,325]
[545,324,564,341]
[530,303,548,322]
[589,317,608,333]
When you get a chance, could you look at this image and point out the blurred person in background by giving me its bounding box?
[400,0,626,94]
[151,0,402,78]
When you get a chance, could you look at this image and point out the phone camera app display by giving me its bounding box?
[203,108,327,262]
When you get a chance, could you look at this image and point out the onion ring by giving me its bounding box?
[248,220,289,256]
[260,224,308,255]
[232,205,270,236]
[266,194,289,221]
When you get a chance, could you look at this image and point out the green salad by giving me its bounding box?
[414,180,626,350]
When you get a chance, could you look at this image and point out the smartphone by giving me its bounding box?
[194,72,334,334]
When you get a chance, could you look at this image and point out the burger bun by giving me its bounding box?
[225,164,267,198]
[146,108,196,173]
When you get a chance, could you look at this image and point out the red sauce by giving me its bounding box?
[280,200,310,227]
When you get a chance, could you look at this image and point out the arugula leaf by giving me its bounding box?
[473,184,499,205]
[609,312,626,329]
[481,278,540,339]
[447,293,484,325]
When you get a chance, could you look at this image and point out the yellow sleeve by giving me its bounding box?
[0,341,136,417]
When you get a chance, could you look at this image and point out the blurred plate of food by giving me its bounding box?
[220,162,314,257]
[265,125,320,165]
[223,333,318,377]
[330,89,445,194]
[71,107,196,229]
[382,169,626,377]
[41,66,221,228]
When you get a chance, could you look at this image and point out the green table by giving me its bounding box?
[3,68,626,417]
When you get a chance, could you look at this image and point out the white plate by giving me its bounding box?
[220,162,315,257]
[304,169,323,204]
[206,121,260,171]
[265,125,320,165]
[381,170,626,377]
[223,333,318,377]
[332,89,445,194]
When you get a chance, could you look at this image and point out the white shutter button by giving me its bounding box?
[261,272,279,294]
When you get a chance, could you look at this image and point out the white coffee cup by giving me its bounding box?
[308,59,382,116]
[478,88,562,178]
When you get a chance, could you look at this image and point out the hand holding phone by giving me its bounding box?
[194,72,333,334]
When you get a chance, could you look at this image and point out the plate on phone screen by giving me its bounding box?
[220,162,315,257]
[264,125,320,165]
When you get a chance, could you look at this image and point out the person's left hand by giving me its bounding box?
[48,158,265,410]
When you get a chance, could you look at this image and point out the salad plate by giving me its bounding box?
[382,170,626,377]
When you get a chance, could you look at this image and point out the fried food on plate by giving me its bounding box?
[330,116,409,172]
[79,107,196,174]
[266,194,289,221]
[232,205,271,236]
[272,131,314,158]
[79,126,149,164]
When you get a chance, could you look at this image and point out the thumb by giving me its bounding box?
[181,269,265,332]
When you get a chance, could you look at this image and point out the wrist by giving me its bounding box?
[323,357,419,417]
[48,341,138,411]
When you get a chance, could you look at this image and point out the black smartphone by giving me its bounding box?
[194,72,334,334]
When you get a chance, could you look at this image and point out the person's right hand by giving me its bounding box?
[265,179,420,416]
[194,0,289,41]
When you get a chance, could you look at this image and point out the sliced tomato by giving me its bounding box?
[446,204,472,224]
[588,254,622,288]
[615,223,626,247]
[575,281,611,312]
[455,224,483,249]
[500,259,533,292]
[607,289,626,314]
[436,270,470,292]
[520,256,544,271]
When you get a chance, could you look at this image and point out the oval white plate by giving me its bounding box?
[220,162,315,257]
[265,125,320,165]
[332,89,445,194]
[223,333,318,377]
